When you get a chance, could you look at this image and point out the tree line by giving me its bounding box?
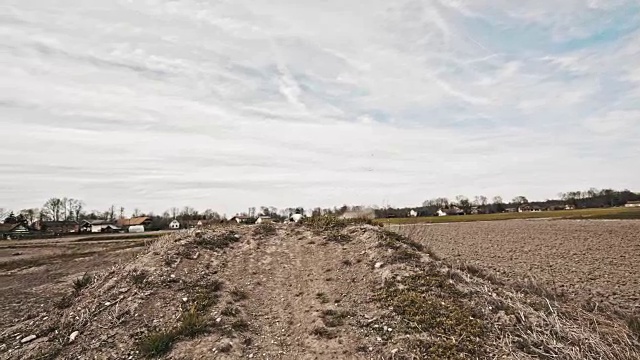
[1,188,638,225]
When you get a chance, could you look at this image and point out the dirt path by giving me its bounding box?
[218,228,381,359]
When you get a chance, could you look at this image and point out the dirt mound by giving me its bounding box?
[1,221,639,359]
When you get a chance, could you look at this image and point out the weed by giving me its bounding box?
[130,269,149,285]
[316,292,330,304]
[177,307,209,338]
[230,288,248,302]
[626,314,640,338]
[304,216,373,233]
[55,293,74,309]
[139,330,176,358]
[325,232,352,244]
[377,230,424,252]
[221,306,241,317]
[194,231,240,250]
[321,309,354,327]
[389,248,421,264]
[72,272,93,293]
[375,269,486,359]
[311,326,337,339]
[230,319,249,332]
[253,223,277,236]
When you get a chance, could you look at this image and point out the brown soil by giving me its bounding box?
[1,221,639,359]
[395,219,640,312]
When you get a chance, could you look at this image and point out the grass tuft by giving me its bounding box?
[321,309,354,327]
[139,330,176,358]
[316,292,330,304]
[194,231,240,250]
[177,307,209,338]
[230,288,249,302]
[311,326,337,339]
[72,272,93,293]
[325,232,352,244]
[253,223,277,236]
[130,268,149,285]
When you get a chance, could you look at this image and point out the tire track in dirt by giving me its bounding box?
[220,230,373,359]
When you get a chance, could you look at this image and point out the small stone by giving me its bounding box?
[104,302,111,306]
[387,327,393,332]
[182,297,188,302]
[391,348,399,354]
[216,317,222,323]
[376,336,382,342]
[170,274,176,278]
[119,287,129,293]
[249,354,254,359]
[21,335,36,343]
[374,262,384,269]
[69,331,79,343]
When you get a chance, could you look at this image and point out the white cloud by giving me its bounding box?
[0,0,639,215]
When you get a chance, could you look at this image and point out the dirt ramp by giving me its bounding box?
[1,220,639,360]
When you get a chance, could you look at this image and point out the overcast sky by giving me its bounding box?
[1,0,639,216]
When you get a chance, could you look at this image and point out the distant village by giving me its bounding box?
[1,188,638,240]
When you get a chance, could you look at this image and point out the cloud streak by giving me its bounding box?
[1,0,639,215]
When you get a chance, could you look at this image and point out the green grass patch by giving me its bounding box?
[376,207,640,225]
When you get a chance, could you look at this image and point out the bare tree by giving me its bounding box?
[132,208,141,217]
[119,207,125,219]
[20,208,39,224]
[43,198,63,222]
[171,207,179,219]
[68,199,84,221]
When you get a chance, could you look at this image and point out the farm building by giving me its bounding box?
[117,217,152,230]
[256,216,274,224]
[625,201,640,208]
[169,220,180,229]
[81,220,121,233]
[0,223,30,239]
[229,216,250,224]
[565,205,576,210]
[32,220,79,234]
[408,210,418,217]
[518,205,542,212]
[437,208,464,216]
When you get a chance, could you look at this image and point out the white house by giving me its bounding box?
[169,220,180,229]
[625,201,640,208]
[82,220,121,233]
[408,210,418,217]
[436,209,447,217]
[290,213,304,223]
[256,216,274,224]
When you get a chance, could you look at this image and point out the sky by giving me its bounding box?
[1,0,639,216]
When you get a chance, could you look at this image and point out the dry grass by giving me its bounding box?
[253,223,277,237]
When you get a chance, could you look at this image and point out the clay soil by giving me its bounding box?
[395,219,640,312]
